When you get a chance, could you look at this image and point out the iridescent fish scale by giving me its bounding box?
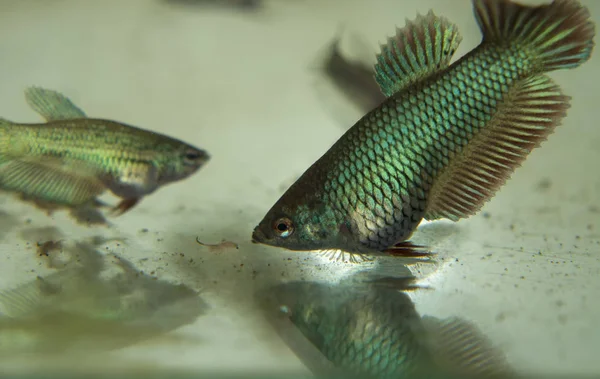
[321,46,527,249]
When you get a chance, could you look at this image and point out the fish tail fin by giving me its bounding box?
[473,0,595,71]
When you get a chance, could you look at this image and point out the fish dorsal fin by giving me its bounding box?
[0,156,106,207]
[374,11,462,97]
[24,86,87,121]
[425,74,569,221]
[422,316,515,377]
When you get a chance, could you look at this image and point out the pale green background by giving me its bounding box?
[0,0,597,376]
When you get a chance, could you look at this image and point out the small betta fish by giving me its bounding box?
[252,0,595,259]
[256,278,514,379]
[0,87,209,218]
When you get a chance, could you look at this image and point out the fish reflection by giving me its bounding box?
[0,242,208,356]
[256,274,514,379]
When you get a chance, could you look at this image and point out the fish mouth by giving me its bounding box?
[200,151,211,164]
[251,227,265,244]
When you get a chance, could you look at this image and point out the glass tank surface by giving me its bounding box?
[0,0,598,378]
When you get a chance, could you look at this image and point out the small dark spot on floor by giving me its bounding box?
[536,178,552,191]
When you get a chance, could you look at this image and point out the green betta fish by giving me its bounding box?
[257,278,514,379]
[252,0,595,259]
[0,87,209,218]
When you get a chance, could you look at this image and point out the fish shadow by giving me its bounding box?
[0,210,19,240]
[0,239,209,357]
[160,0,264,13]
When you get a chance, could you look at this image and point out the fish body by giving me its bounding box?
[257,279,513,378]
[0,87,209,216]
[252,0,595,258]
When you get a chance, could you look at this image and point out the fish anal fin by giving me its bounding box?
[24,86,87,121]
[0,157,106,207]
[425,74,569,221]
[374,10,462,97]
[422,316,514,377]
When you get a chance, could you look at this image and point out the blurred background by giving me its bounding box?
[0,0,598,377]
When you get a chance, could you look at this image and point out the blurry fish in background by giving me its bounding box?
[161,0,263,12]
[252,0,595,261]
[256,274,514,379]
[314,29,387,115]
[0,241,208,356]
[0,87,210,226]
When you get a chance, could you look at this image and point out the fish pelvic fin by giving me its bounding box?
[0,156,107,207]
[374,10,462,97]
[425,74,569,221]
[24,86,88,121]
[473,0,595,71]
[422,316,515,378]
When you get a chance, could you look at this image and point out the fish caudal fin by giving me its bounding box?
[422,316,515,377]
[473,0,595,71]
[374,10,462,97]
[425,74,569,221]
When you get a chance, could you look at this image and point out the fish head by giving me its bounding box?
[256,281,342,339]
[157,143,210,184]
[252,197,348,252]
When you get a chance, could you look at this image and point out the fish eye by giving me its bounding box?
[183,149,204,164]
[273,217,294,238]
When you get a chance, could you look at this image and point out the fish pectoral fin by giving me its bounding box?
[24,86,87,121]
[374,10,462,97]
[421,316,515,377]
[424,74,569,222]
[0,157,106,207]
